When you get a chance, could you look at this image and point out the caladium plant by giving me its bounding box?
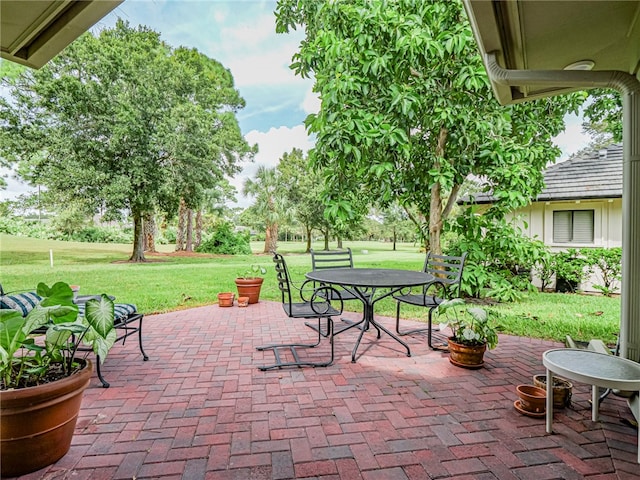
[0,282,115,389]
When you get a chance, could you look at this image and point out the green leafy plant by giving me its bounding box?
[0,282,115,390]
[436,298,499,350]
[580,247,622,297]
[237,264,267,279]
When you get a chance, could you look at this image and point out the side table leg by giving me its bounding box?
[546,368,554,433]
[591,385,600,422]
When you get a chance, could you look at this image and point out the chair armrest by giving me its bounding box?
[423,280,448,303]
[311,286,344,316]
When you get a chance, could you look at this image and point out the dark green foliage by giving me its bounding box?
[553,249,589,293]
[448,209,546,301]
[196,222,251,255]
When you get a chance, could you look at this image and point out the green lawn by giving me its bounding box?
[0,234,620,345]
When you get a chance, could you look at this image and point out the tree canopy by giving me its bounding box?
[0,20,254,261]
[275,0,585,254]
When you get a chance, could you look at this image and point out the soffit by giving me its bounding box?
[464,0,640,105]
[1,0,122,69]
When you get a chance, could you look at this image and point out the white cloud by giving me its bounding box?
[301,85,320,114]
[552,112,592,162]
[230,125,315,207]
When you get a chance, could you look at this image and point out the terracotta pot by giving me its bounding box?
[235,277,264,304]
[533,374,573,408]
[447,337,487,369]
[237,296,249,307]
[1,359,93,477]
[217,292,235,307]
[516,384,546,413]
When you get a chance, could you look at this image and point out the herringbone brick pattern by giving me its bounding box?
[12,301,639,479]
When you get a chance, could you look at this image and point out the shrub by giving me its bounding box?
[581,247,622,296]
[196,222,251,255]
[449,211,545,301]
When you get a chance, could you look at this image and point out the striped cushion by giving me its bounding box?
[77,302,137,322]
[0,292,42,316]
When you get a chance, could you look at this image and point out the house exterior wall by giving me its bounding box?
[508,198,622,292]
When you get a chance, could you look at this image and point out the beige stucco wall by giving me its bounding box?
[508,198,622,292]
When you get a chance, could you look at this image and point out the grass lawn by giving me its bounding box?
[0,234,620,346]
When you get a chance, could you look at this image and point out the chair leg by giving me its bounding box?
[94,355,110,388]
[136,314,149,361]
[257,318,335,370]
[395,301,436,337]
[428,308,448,351]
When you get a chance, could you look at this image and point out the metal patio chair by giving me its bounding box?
[256,253,344,370]
[393,252,467,349]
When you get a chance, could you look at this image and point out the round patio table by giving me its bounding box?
[305,268,434,362]
[542,348,640,463]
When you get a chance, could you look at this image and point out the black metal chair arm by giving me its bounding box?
[298,279,316,303]
[311,285,344,316]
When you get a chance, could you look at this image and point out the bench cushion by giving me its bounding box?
[0,292,42,316]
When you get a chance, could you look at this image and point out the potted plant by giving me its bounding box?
[235,264,267,304]
[436,298,499,369]
[0,281,116,477]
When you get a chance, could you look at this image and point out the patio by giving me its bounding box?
[15,301,639,479]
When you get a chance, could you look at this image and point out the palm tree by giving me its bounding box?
[243,166,286,253]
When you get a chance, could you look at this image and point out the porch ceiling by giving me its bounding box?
[1,0,122,69]
[463,0,640,105]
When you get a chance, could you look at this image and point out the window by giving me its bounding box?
[553,210,594,243]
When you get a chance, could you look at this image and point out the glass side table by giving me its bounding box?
[542,348,640,463]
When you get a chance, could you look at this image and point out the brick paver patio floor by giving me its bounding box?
[13,301,639,479]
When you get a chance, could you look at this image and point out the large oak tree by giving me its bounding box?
[0,20,253,261]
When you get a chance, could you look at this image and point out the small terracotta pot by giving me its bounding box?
[516,384,546,413]
[217,292,235,307]
[447,337,486,369]
[237,296,249,307]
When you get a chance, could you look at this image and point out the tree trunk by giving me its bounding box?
[129,210,146,262]
[195,210,203,248]
[337,237,343,249]
[393,229,397,251]
[305,225,312,253]
[429,127,448,255]
[185,208,193,252]
[323,229,329,250]
[176,198,187,251]
[264,222,278,253]
[143,213,156,253]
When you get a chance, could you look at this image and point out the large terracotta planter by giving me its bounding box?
[235,277,264,304]
[1,359,93,477]
[447,337,487,369]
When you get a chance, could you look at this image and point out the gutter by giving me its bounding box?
[484,52,640,95]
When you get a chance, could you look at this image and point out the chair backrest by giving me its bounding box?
[273,252,294,313]
[423,252,468,297]
[310,248,354,270]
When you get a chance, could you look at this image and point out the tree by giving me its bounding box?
[583,89,622,143]
[277,148,328,252]
[275,0,584,254]
[0,21,252,261]
[243,165,288,253]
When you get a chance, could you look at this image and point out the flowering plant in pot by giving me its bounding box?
[0,281,116,477]
[235,264,267,304]
[436,298,499,368]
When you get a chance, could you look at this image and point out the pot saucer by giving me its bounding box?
[514,399,545,418]
[449,357,484,369]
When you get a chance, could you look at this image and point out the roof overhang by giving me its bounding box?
[463,0,640,105]
[1,0,122,69]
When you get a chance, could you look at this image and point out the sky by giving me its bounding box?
[0,0,591,205]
